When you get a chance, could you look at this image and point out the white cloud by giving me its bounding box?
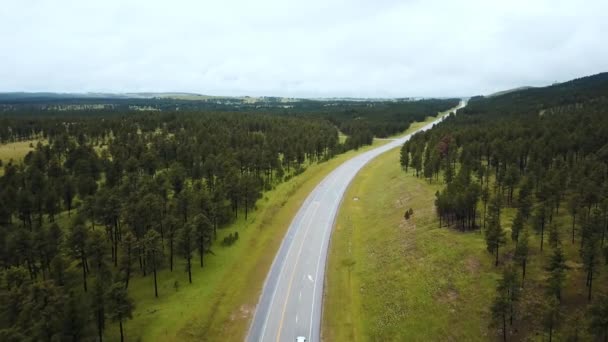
[1,0,607,97]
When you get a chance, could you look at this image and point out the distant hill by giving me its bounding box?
[0,92,134,100]
[465,72,608,117]
[0,92,202,102]
[487,86,534,97]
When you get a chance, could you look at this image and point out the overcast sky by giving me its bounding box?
[1,0,607,98]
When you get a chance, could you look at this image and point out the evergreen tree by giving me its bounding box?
[514,228,529,286]
[511,210,524,243]
[67,224,89,292]
[143,230,162,298]
[119,232,137,289]
[485,196,506,266]
[588,295,608,342]
[106,282,134,342]
[177,223,197,284]
[581,209,602,301]
[491,265,520,341]
[543,296,561,342]
[546,246,567,301]
[62,291,91,341]
[91,279,106,342]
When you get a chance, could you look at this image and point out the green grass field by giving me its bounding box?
[0,140,45,176]
[0,140,40,162]
[104,136,400,341]
[323,144,607,340]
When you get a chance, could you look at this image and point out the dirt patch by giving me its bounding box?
[565,260,582,270]
[436,286,459,306]
[397,220,416,255]
[394,196,412,208]
[398,219,416,231]
[465,257,480,275]
[229,304,254,321]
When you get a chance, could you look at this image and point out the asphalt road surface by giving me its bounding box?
[247,100,467,342]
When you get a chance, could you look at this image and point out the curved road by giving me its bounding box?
[247,100,467,342]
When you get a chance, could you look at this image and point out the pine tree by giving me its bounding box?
[581,209,602,301]
[514,228,529,286]
[543,296,561,342]
[588,295,608,342]
[67,223,89,292]
[491,265,519,341]
[106,282,135,342]
[91,279,106,342]
[546,246,567,301]
[511,210,524,243]
[485,196,506,266]
[143,230,162,298]
[533,204,548,251]
[119,232,137,289]
[177,223,196,284]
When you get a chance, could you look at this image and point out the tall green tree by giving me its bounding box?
[67,224,89,292]
[491,265,520,342]
[485,196,506,266]
[62,291,91,341]
[543,296,561,342]
[119,232,137,289]
[62,176,76,217]
[143,230,163,298]
[511,210,524,243]
[164,215,179,271]
[588,295,608,342]
[533,204,548,251]
[581,209,602,301]
[91,279,106,342]
[546,246,567,301]
[177,223,197,284]
[193,214,212,267]
[514,228,529,286]
[568,193,581,244]
[106,282,135,342]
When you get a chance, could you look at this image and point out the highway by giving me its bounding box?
[247,100,467,342]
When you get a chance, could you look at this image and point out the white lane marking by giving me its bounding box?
[307,275,314,282]
[296,315,298,323]
[309,200,336,339]
[276,201,321,342]
[275,171,341,341]
[259,200,317,340]
[299,291,302,301]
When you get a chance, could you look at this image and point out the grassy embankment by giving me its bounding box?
[323,134,607,340]
[323,146,496,341]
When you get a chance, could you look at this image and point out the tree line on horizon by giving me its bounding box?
[0,98,460,150]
